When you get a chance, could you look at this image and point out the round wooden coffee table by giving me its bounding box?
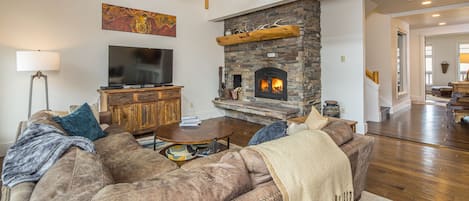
[153,120,234,151]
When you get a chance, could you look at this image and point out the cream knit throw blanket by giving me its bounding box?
[249,130,353,201]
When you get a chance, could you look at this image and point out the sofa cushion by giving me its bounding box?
[304,106,329,130]
[91,152,252,201]
[29,147,113,201]
[321,121,354,146]
[99,148,178,183]
[239,148,272,187]
[232,181,282,201]
[28,111,67,135]
[180,148,241,171]
[94,132,141,157]
[52,103,106,141]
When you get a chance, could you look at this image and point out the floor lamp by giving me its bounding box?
[16,50,60,118]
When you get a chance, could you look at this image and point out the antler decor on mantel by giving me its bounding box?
[216,25,300,46]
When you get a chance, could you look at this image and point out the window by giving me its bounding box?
[459,43,469,81]
[425,45,433,85]
[397,32,407,94]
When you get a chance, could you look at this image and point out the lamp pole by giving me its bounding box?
[28,71,49,118]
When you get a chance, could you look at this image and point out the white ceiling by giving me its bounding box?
[369,0,469,29]
[396,6,469,28]
[372,0,469,14]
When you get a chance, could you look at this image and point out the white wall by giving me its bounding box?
[426,34,469,86]
[409,23,469,103]
[208,0,297,21]
[365,12,411,113]
[0,0,224,155]
[365,12,392,107]
[364,79,381,122]
[321,0,367,134]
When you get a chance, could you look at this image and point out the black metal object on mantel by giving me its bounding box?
[215,66,231,100]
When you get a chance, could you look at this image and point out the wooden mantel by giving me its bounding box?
[216,25,300,46]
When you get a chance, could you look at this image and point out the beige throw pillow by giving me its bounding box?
[304,106,329,130]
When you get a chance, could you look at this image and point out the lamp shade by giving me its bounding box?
[16,51,60,72]
[460,53,469,64]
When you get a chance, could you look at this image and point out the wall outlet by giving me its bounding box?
[267,52,277,58]
[340,56,346,63]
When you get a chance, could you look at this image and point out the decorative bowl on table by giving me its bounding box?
[165,144,197,161]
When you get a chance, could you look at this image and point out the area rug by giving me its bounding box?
[360,191,392,201]
[136,136,174,151]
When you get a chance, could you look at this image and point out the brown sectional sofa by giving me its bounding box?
[1,111,374,201]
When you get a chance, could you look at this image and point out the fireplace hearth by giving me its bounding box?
[255,67,287,101]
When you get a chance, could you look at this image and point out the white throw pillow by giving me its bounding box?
[304,106,329,130]
[287,123,309,135]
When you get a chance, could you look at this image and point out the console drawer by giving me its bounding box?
[158,90,180,100]
[135,92,158,103]
[108,93,133,105]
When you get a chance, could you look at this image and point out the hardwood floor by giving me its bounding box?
[366,134,469,201]
[210,117,264,147]
[368,104,469,151]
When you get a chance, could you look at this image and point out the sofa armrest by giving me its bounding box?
[15,121,28,142]
[1,183,35,201]
[340,134,375,201]
[99,111,112,125]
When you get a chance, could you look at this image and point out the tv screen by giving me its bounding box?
[108,46,173,86]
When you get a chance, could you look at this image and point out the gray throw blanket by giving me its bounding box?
[2,123,96,187]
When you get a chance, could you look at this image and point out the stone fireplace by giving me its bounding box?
[255,68,287,101]
[213,0,321,125]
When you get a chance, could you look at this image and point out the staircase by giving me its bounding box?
[365,68,387,122]
[380,106,390,121]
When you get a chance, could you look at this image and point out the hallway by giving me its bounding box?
[368,104,469,151]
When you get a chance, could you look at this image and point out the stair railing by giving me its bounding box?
[366,68,379,84]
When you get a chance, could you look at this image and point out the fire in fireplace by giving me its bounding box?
[255,67,287,100]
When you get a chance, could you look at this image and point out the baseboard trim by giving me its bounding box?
[390,99,412,114]
[356,122,368,134]
[411,95,425,103]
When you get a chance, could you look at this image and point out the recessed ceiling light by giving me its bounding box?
[422,1,432,5]
[432,14,440,18]
[439,22,447,26]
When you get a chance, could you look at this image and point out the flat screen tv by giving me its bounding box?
[108,45,173,86]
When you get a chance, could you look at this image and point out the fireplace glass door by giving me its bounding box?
[255,67,287,100]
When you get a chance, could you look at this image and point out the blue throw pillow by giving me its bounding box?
[52,103,106,141]
[248,121,288,146]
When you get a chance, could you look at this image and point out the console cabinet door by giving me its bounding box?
[135,102,158,131]
[158,99,181,125]
[110,104,136,133]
